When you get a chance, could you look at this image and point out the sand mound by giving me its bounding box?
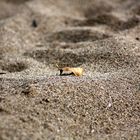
[0,0,140,139]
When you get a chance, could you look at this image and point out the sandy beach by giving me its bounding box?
[0,0,140,139]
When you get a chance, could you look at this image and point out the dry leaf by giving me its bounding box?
[56,65,84,76]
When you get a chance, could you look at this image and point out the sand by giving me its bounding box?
[0,0,140,139]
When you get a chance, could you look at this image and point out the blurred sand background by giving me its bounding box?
[0,0,140,139]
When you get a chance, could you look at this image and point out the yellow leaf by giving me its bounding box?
[58,66,84,76]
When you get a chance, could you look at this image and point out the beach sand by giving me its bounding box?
[0,0,140,139]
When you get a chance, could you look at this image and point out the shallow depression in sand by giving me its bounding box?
[77,14,140,31]
[46,29,110,43]
[0,61,28,73]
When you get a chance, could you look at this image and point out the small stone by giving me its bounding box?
[22,84,38,97]
[32,19,38,28]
